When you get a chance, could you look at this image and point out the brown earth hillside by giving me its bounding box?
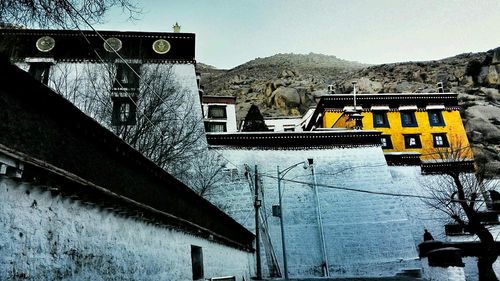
[197,49,500,176]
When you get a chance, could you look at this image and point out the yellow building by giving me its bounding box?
[305,93,473,164]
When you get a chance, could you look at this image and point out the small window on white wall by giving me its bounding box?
[204,122,227,133]
[208,105,227,119]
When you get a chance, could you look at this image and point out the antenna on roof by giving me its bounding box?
[437,82,444,93]
[328,84,335,94]
[352,81,357,108]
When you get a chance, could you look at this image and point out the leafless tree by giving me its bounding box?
[188,151,227,198]
[48,63,219,189]
[423,144,499,281]
[0,0,141,28]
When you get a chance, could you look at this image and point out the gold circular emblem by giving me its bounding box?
[152,39,171,54]
[36,36,55,52]
[104,37,122,52]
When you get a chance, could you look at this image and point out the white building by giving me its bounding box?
[202,96,238,133]
[236,107,316,132]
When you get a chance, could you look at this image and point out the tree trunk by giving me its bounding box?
[450,174,499,281]
[476,227,499,281]
[478,255,498,281]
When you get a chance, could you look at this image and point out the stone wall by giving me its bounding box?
[208,145,419,278]
[0,178,255,281]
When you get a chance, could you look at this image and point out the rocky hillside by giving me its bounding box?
[197,49,500,175]
[198,53,367,119]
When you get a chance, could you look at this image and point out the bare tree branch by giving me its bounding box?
[0,0,141,28]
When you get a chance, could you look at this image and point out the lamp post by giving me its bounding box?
[308,158,330,277]
[277,161,308,280]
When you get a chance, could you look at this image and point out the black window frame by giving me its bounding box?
[111,96,137,126]
[28,62,52,85]
[428,110,445,126]
[113,63,140,90]
[204,121,227,133]
[207,105,227,119]
[373,111,390,128]
[432,133,449,147]
[380,135,393,149]
[401,111,418,127]
[404,134,422,149]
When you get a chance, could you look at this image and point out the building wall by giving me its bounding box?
[202,103,238,133]
[389,166,500,281]
[264,118,303,132]
[324,109,472,160]
[0,178,255,281]
[209,145,419,278]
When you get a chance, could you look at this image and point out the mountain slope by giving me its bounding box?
[197,49,500,176]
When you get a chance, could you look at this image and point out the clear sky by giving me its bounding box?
[95,0,500,69]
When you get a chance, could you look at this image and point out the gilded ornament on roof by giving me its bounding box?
[103,37,122,52]
[152,39,171,54]
[36,36,55,52]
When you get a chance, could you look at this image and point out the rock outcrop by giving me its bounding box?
[197,48,500,176]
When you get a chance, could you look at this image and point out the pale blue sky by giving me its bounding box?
[95,0,500,69]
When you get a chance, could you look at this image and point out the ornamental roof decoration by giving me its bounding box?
[206,131,382,149]
[305,93,460,130]
[0,29,195,64]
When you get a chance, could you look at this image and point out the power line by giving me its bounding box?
[258,173,488,204]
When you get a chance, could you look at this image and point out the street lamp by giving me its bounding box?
[276,160,309,280]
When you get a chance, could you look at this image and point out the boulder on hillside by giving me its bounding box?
[270,87,301,110]
[280,69,297,78]
[485,65,499,85]
[394,81,415,93]
[356,77,383,93]
[229,74,249,85]
[264,79,287,97]
[480,87,500,102]
[311,89,328,98]
[466,105,500,142]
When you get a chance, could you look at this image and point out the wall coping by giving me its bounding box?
[206,131,382,148]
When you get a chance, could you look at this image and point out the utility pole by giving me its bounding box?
[254,165,262,280]
[277,165,289,280]
[309,159,330,277]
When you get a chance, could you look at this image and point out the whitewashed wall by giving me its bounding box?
[388,166,449,244]
[202,103,238,133]
[389,166,500,281]
[209,145,419,278]
[0,178,255,281]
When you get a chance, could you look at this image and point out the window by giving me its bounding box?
[119,103,131,122]
[207,105,227,119]
[401,111,418,127]
[191,245,204,280]
[428,110,445,126]
[28,62,51,85]
[380,135,393,149]
[113,63,140,90]
[373,111,390,128]
[111,97,137,126]
[204,122,227,133]
[404,134,422,148]
[433,134,449,147]
[223,168,239,182]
